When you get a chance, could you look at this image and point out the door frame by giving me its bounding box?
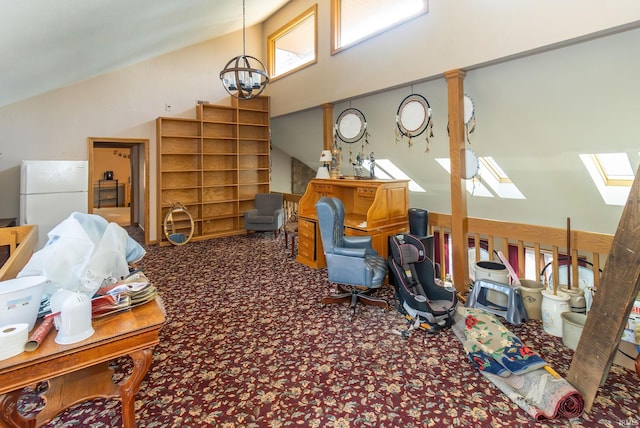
[88,137,150,245]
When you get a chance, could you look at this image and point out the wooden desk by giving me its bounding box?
[296,178,409,269]
[0,299,166,427]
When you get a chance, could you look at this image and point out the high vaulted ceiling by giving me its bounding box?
[0,0,288,108]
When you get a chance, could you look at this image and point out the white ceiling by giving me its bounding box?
[0,0,288,107]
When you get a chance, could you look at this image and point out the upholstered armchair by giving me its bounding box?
[315,196,388,316]
[244,193,284,237]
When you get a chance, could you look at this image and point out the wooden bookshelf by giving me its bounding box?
[156,97,270,245]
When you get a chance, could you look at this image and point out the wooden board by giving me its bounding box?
[567,170,640,412]
[0,225,38,281]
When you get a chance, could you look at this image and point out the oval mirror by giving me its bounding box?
[336,108,366,143]
[163,203,194,245]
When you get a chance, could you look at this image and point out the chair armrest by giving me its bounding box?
[343,235,372,248]
[275,208,284,227]
[343,235,377,256]
[244,209,258,218]
[333,247,367,258]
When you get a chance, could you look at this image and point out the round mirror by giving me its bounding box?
[336,108,366,143]
[397,94,431,138]
[163,203,194,245]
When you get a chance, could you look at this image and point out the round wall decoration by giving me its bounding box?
[463,94,475,125]
[396,94,432,138]
[336,108,366,144]
[462,148,479,180]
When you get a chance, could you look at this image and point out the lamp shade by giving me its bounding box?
[316,166,330,179]
[319,150,333,162]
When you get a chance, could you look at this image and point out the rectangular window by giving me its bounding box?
[267,5,317,80]
[331,0,428,53]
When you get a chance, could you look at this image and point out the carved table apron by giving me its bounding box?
[0,298,165,427]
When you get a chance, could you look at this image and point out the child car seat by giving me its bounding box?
[388,234,458,334]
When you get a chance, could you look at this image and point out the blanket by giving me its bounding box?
[453,307,584,420]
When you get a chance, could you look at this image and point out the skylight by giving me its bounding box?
[478,156,525,199]
[579,153,634,206]
[362,158,425,192]
[435,156,525,199]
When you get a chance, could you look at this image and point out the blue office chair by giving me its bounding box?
[315,197,388,317]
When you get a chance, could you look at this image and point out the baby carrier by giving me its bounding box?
[389,234,458,335]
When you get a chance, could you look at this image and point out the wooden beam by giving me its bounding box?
[321,103,334,151]
[567,167,640,412]
[444,69,469,292]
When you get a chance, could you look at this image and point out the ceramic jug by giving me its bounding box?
[541,290,571,337]
[558,286,586,313]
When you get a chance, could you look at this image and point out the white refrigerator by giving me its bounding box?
[20,160,89,250]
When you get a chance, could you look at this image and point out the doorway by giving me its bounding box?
[88,137,150,245]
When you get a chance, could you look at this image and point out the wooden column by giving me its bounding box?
[444,69,470,293]
[322,103,334,150]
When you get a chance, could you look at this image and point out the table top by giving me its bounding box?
[0,298,166,393]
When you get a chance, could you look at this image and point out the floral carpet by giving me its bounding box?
[38,229,639,427]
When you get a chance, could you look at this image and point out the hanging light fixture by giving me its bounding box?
[219,0,270,99]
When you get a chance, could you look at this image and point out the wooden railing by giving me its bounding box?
[276,192,614,292]
[429,212,614,290]
[273,192,303,222]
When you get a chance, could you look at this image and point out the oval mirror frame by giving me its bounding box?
[163,204,195,246]
[336,108,366,143]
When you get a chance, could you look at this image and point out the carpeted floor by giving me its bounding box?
[40,229,639,427]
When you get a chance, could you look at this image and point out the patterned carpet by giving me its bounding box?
[38,229,639,427]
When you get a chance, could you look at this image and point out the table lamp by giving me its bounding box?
[316,150,332,178]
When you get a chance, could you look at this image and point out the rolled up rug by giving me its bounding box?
[453,307,584,420]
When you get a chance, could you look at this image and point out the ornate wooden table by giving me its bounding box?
[0,298,165,427]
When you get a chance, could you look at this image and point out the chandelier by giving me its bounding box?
[219,0,270,99]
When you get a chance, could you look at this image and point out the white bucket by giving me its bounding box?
[541,290,571,337]
[475,261,510,307]
[561,312,587,350]
[0,276,47,331]
[519,279,545,320]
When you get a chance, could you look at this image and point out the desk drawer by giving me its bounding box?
[298,219,316,237]
[298,244,315,261]
[356,187,376,198]
[313,183,334,194]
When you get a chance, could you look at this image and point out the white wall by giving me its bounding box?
[0,26,263,242]
[2,1,639,242]
[267,1,640,234]
[264,0,640,117]
[270,145,291,193]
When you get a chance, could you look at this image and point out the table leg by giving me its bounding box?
[120,349,152,428]
[0,348,152,428]
[0,390,36,427]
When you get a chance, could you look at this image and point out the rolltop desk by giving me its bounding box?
[296,178,409,269]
